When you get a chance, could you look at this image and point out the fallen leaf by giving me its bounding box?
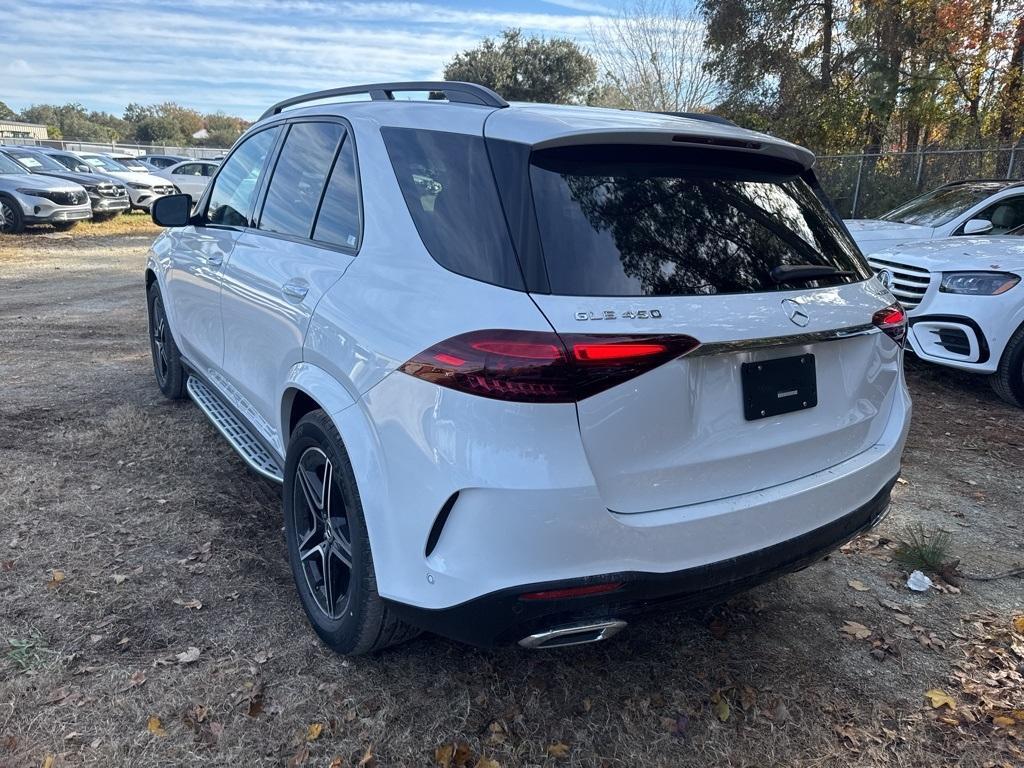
[328,759,343,768]
[924,689,956,710]
[123,670,146,690]
[147,716,167,736]
[711,690,730,722]
[435,743,454,767]
[173,598,203,610]
[246,687,265,717]
[993,715,1016,728]
[771,701,790,724]
[254,649,271,664]
[841,621,873,640]
[306,723,323,741]
[42,756,56,768]
[546,742,570,758]
[357,745,376,767]
[176,646,201,664]
[112,574,127,585]
[894,613,914,626]
[288,744,309,767]
[847,579,870,592]
[474,759,499,768]
[740,685,757,711]
[1012,616,1024,634]
[47,570,66,589]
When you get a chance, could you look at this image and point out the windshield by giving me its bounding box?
[82,155,130,172]
[879,183,1005,227]
[114,157,148,171]
[10,151,66,172]
[528,145,870,297]
[0,154,28,175]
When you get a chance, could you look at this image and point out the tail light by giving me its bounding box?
[520,582,624,601]
[399,329,700,403]
[872,303,907,346]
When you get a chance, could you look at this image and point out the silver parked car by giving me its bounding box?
[0,152,91,233]
[153,159,219,199]
[139,154,190,171]
[1,147,130,220]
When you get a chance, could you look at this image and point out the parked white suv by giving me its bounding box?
[846,179,1024,254]
[866,229,1024,406]
[146,82,911,654]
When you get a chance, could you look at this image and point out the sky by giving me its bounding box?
[1,0,619,121]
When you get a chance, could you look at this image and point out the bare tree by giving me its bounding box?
[589,0,717,112]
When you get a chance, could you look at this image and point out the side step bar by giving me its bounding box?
[186,377,284,483]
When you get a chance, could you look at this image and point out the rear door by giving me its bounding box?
[521,144,902,513]
[219,119,361,453]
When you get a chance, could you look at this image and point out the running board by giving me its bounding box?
[186,377,284,483]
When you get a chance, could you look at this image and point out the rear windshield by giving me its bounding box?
[529,145,870,297]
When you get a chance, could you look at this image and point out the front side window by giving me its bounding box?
[880,183,1006,227]
[312,135,360,249]
[206,127,281,227]
[968,196,1024,235]
[0,154,26,174]
[259,121,343,238]
[530,145,871,297]
[174,163,203,176]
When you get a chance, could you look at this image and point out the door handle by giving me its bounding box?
[281,280,309,302]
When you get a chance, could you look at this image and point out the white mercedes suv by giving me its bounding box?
[146,82,911,654]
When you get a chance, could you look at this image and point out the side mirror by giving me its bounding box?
[76,165,92,172]
[152,193,192,227]
[962,218,993,235]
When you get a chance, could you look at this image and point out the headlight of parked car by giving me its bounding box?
[940,272,1021,295]
[128,182,153,190]
[15,188,51,197]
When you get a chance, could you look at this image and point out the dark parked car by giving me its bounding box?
[1,147,130,220]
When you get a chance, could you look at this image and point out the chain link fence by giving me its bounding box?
[815,145,1024,219]
[0,137,227,159]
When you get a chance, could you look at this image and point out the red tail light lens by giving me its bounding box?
[520,582,624,601]
[872,303,907,346]
[399,329,700,402]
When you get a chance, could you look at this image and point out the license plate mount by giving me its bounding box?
[741,354,817,421]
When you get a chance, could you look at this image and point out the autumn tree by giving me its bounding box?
[444,28,597,103]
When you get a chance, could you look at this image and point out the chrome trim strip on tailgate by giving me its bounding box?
[689,324,879,357]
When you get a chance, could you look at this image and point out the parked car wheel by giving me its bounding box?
[147,284,186,400]
[51,221,79,232]
[0,195,24,234]
[284,410,419,655]
[991,324,1024,408]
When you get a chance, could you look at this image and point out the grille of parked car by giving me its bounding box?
[37,190,89,206]
[96,184,127,198]
[867,256,931,309]
[154,185,175,196]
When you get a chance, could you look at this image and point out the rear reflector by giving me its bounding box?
[872,303,907,346]
[519,582,624,601]
[399,330,700,403]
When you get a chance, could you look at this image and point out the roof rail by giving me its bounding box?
[259,81,508,120]
[657,111,739,128]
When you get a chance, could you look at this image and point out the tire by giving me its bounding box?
[991,324,1024,408]
[0,195,25,234]
[147,284,186,400]
[51,221,78,232]
[284,410,419,655]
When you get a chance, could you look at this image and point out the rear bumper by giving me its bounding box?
[387,475,898,647]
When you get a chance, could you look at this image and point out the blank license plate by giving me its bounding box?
[741,354,817,421]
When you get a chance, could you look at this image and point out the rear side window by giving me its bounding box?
[382,127,523,289]
[530,145,871,297]
[260,121,344,238]
[313,135,360,249]
[207,127,281,226]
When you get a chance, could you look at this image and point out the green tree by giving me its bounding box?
[444,28,597,104]
[0,101,17,120]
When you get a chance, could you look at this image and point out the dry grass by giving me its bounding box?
[1,228,1023,767]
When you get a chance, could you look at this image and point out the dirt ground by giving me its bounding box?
[1,216,1022,768]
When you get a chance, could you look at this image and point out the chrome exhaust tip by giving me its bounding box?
[518,619,627,649]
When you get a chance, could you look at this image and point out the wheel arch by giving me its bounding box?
[280,363,359,446]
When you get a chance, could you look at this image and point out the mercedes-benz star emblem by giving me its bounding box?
[876,268,895,291]
[781,298,810,327]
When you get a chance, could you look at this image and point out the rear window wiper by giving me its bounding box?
[771,264,854,284]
